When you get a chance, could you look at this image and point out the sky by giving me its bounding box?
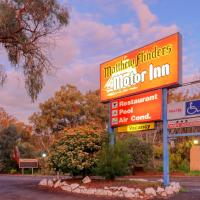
[0,0,200,123]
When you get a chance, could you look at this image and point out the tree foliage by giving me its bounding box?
[94,140,131,180]
[126,137,153,171]
[0,0,69,100]
[48,125,105,176]
[0,107,16,130]
[170,140,192,172]
[0,115,38,172]
[29,85,108,135]
[0,125,19,172]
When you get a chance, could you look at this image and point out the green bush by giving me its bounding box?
[48,131,104,176]
[94,141,131,180]
[9,168,17,174]
[188,171,200,176]
[170,141,192,172]
[126,137,153,171]
[0,125,19,172]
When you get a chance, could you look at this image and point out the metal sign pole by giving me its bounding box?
[163,88,170,186]
[108,102,115,146]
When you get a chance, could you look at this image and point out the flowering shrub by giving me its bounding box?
[48,126,105,176]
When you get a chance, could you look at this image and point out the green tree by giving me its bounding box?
[0,125,19,172]
[0,0,69,100]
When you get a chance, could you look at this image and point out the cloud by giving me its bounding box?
[128,0,178,43]
[131,0,157,32]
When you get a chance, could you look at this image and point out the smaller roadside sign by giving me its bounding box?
[168,99,200,120]
[168,117,200,129]
[115,122,155,133]
[19,159,38,168]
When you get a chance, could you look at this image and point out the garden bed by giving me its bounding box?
[61,178,161,189]
[39,176,181,199]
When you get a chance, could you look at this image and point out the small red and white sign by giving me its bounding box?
[167,100,200,120]
[168,117,200,129]
[167,102,185,120]
[110,89,162,127]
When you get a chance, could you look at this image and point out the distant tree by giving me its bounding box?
[29,85,108,135]
[0,0,69,100]
[0,122,38,172]
[83,90,108,126]
[30,85,83,134]
[0,107,16,130]
[0,125,19,172]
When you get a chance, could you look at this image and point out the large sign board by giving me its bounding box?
[116,122,155,133]
[168,99,200,120]
[110,89,162,127]
[100,33,181,102]
[168,117,200,129]
[19,159,38,168]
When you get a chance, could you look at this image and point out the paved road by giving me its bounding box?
[0,175,200,200]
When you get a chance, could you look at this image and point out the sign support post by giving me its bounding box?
[108,102,115,146]
[163,88,170,186]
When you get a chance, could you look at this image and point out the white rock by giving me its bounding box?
[136,188,143,194]
[73,188,81,193]
[161,191,167,197]
[82,176,92,184]
[80,188,88,194]
[38,178,48,186]
[95,189,107,196]
[127,188,136,193]
[70,183,79,190]
[165,186,174,195]
[47,179,54,187]
[170,182,181,192]
[54,180,61,188]
[107,190,113,196]
[53,178,57,182]
[134,193,140,198]
[61,185,72,192]
[157,187,165,194]
[145,187,157,196]
[124,192,136,198]
[109,186,119,190]
[86,188,95,195]
[61,181,69,186]
[112,191,123,197]
[119,186,128,192]
[79,186,86,189]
